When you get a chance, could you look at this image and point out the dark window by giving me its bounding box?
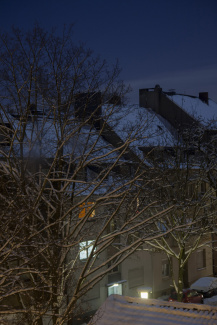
[201,182,206,195]
[162,259,170,277]
[197,249,206,269]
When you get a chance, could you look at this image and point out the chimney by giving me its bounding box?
[154,84,162,92]
[199,92,209,105]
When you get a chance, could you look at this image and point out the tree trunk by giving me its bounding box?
[177,265,184,302]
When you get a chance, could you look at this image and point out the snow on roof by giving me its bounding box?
[1,103,177,162]
[102,104,175,156]
[90,295,217,325]
[167,95,217,128]
[1,112,121,162]
[191,277,217,292]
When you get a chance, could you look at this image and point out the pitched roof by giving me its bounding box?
[102,104,175,155]
[1,104,176,161]
[166,94,217,129]
[90,294,217,325]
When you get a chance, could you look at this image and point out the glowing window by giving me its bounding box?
[79,202,95,218]
[108,283,122,296]
[79,240,95,260]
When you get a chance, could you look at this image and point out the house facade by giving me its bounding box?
[74,87,217,323]
[0,88,217,325]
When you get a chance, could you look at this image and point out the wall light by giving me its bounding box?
[137,286,152,299]
[140,291,149,299]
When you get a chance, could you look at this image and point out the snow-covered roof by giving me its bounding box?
[167,95,217,129]
[102,105,175,156]
[1,104,177,163]
[191,277,217,292]
[90,294,217,325]
[1,112,121,163]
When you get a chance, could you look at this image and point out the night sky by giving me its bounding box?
[0,0,217,103]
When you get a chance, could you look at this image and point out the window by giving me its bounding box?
[78,202,95,218]
[197,249,206,269]
[79,240,95,260]
[162,259,170,277]
[200,182,206,196]
[108,283,122,296]
[188,183,197,200]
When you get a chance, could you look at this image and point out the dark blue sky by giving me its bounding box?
[0,0,217,103]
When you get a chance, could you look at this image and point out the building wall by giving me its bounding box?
[122,250,152,298]
[79,248,175,313]
[188,241,213,285]
[213,234,217,276]
[151,252,174,298]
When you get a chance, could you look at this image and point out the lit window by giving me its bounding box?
[79,202,95,218]
[79,240,95,260]
[108,283,122,296]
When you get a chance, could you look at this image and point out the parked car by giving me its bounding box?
[168,289,203,304]
[190,277,217,298]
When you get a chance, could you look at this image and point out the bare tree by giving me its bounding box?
[136,130,216,301]
[195,123,217,277]
[0,26,171,324]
